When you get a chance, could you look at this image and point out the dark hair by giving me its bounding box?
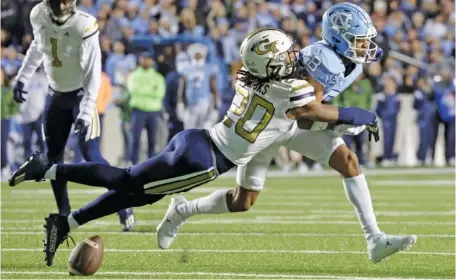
[236,69,271,89]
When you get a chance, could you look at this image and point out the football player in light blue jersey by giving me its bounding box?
[177,43,220,130]
[290,2,416,263]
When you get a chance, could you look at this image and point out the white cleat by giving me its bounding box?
[368,232,417,263]
[156,195,188,249]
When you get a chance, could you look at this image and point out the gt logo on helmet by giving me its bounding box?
[252,39,279,55]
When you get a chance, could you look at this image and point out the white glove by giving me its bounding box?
[176,102,187,122]
[333,124,366,135]
[310,121,328,131]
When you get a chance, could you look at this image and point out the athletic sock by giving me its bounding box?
[177,190,229,219]
[343,174,381,240]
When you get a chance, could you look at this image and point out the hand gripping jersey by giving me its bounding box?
[16,2,100,93]
[210,78,315,165]
[298,41,363,103]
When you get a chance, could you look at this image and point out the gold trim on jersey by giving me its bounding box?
[144,167,217,194]
[89,108,100,140]
[291,83,312,93]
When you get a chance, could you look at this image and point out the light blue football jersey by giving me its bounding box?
[180,63,216,106]
[298,40,363,103]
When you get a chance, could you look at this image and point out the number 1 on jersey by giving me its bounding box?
[223,85,275,143]
[50,37,62,68]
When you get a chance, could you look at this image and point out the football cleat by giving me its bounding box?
[9,152,49,187]
[119,208,136,232]
[368,232,417,263]
[156,196,188,249]
[43,213,72,267]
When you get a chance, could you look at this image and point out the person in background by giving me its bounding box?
[105,41,137,87]
[431,67,455,166]
[376,76,401,167]
[275,147,307,173]
[1,68,19,179]
[413,78,436,166]
[332,73,374,168]
[114,84,132,167]
[96,71,112,141]
[127,52,165,164]
[177,43,219,130]
[20,66,47,159]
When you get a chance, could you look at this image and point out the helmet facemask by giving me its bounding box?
[45,0,75,24]
[266,45,299,79]
[341,27,378,64]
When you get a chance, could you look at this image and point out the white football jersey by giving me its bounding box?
[210,78,315,165]
[17,2,99,93]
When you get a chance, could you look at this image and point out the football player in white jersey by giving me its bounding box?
[157,3,416,264]
[9,27,381,266]
[9,0,135,231]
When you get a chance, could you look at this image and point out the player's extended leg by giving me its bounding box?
[156,142,278,249]
[43,93,74,215]
[74,103,136,231]
[285,129,416,263]
[38,129,234,266]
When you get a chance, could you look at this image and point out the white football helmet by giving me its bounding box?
[240,28,298,79]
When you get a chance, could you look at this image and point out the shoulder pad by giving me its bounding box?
[75,11,98,40]
[30,2,46,26]
[298,42,344,88]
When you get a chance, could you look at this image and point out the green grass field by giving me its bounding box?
[1,169,455,279]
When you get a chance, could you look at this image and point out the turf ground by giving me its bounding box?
[1,168,455,279]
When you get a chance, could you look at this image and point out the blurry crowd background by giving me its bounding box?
[1,0,455,178]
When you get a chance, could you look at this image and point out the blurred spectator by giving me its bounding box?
[1,68,19,175]
[97,72,113,140]
[275,147,306,173]
[127,52,165,164]
[20,67,47,159]
[413,78,436,165]
[105,41,136,86]
[78,0,97,16]
[376,77,401,166]
[164,69,184,142]
[333,74,374,167]
[1,0,19,43]
[180,8,205,37]
[114,84,132,167]
[178,43,219,130]
[431,67,455,166]
[1,47,22,77]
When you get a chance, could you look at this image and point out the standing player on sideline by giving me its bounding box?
[9,28,384,266]
[158,3,416,263]
[11,0,135,231]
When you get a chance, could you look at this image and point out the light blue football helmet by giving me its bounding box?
[322,2,378,64]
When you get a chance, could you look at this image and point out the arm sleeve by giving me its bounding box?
[79,30,101,119]
[15,8,43,84]
[289,80,316,108]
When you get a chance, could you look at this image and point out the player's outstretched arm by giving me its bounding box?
[77,25,101,139]
[15,7,44,85]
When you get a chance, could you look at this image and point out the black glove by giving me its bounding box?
[74,118,90,141]
[13,81,28,103]
[366,118,380,142]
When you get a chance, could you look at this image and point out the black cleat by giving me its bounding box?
[9,152,49,187]
[43,213,72,267]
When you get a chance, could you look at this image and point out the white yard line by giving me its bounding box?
[1,231,453,238]
[2,248,454,256]
[220,168,454,178]
[1,219,454,226]
[1,271,453,280]
[371,180,455,186]
[3,209,453,216]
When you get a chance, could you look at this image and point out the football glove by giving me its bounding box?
[373,47,384,62]
[74,118,90,141]
[13,81,28,103]
[366,118,380,142]
[333,124,366,136]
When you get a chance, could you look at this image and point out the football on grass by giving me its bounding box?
[68,235,104,276]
